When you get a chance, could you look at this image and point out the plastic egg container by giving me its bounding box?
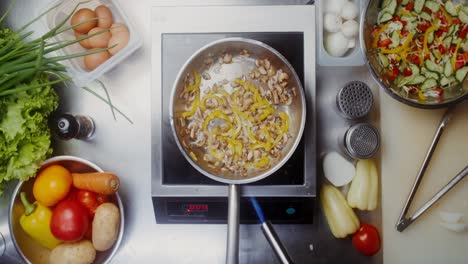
[317,0,365,66]
[39,0,142,87]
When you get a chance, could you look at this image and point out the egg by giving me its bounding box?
[95,5,113,29]
[87,27,111,48]
[110,23,129,36]
[341,20,359,38]
[341,1,359,20]
[325,31,350,57]
[108,31,130,56]
[84,49,111,71]
[74,32,92,49]
[71,8,97,34]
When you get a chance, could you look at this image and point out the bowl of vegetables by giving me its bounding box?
[8,156,124,264]
[361,0,468,108]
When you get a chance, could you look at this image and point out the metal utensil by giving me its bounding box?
[250,197,293,264]
[170,38,306,264]
[396,107,468,231]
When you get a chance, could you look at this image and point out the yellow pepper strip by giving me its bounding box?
[439,6,452,25]
[247,125,258,143]
[452,40,461,71]
[271,124,284,146]
[380,33,414,54]
[399,9,413,18]
[259,107,275,121]
[216,88,230,98]
[254,156,270,168]
[189,152,198,161]
[182,91,199,118]
[423,26,437,58]
[203,110,232,131]
[184,71,201,93]
[373,23,390,48]
[251,142,272,152]
[234,78,264,103]
[418,91,426,101]
[224,110,242,138]
[209,148,225,160]
[200,94,225,111]
[279,112,290,132]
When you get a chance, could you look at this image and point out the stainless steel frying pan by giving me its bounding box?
[170,38,306,264]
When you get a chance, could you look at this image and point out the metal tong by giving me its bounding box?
[396,107,468,232]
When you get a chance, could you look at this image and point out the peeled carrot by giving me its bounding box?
[72,172,120,195]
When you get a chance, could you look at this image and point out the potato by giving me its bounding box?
[49,240,96,264]
[92,203,120,251]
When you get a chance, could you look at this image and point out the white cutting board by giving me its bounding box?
[380,93,468,264]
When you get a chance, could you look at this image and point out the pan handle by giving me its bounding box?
[226,184,240,264]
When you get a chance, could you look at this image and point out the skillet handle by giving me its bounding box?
[226,184,240,264]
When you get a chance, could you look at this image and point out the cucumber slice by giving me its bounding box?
[402,15,417,22]
[424,1,440,13]
[445,1,459,16]
[420,11,432,21]
[382,0,392,9]
[425,60,443,73]
[402,0,409,5]
[421,78,438,90]
[378,12,393,24]
[464,6,468,15]
[443,36,453,47]
[448,25,455,36]
[378,53,389,68]
[455,66,468,82]
[385,0,398,14]
[462,39,468,52]
[408,75,426,85]
[410,64,420,76]
[422,68,439,80]
[460,11,468,24]
[390,31,400,48]
[428,30,435,44]
[415,0,426,13]
[444,60,454,77]
[440,76,455,87]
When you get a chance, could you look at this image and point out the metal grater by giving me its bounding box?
[336,81,373,120]
[344,123,380,159]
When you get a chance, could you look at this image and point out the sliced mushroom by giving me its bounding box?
[255,59,263,67]
[272,90,279,104]
[223,53,233,64]
[202,72,211,80]
[258,66,267,75]
[264,59,271,70]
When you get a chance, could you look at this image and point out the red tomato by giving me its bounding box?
[435,30,443,38]
[456,60,465,70]
[459,25,468,39]
[391,15,400,22]
[434,87,444,96]
[405,1,414,11]
[423,6,432,14]
[378,38,392,48]
[50,200,89,241]
[77,190,100,217]
[403,68,412,76]
[438,44,446,54]
[409,54,420,65]
[352,224,381,256]
[401,30,409,37]
[453,18,461,25]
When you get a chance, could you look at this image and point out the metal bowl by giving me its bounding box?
[360,0,468,109]
[8,156,124,264]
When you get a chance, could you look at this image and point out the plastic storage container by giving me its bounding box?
[316,0,365,66]
[39,0,142,87]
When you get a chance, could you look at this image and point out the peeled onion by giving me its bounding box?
[341,20,359,38]
[324,13,343,33]
[439,211,464,224]
[323,152,355,187]
[341,1,359,20]
[325,0,346,14]
[325,32,350,57]
[440,222,467,233]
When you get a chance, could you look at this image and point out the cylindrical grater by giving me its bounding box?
[344,123,380,159]
[336,81,373,120]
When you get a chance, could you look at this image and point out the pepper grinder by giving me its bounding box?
[52,114,95,141]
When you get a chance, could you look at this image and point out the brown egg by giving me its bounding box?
[95,5,113,28]
[110,23,129,35]
[74,32,92,49]
[108,31,130,56]
[87,27,111,48]
[71,8,97,34]
[84,49,111,71]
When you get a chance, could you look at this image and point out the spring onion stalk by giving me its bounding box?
[0,0,129,122]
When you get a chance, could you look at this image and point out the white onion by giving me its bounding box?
[341,20,359,38]
[325,0,347,14]
[341,1,359,20]
[324,13,343,33]
[325,32,350,57]
[439,211,464,224]
[348,38,356,48]
[323,152,355,187]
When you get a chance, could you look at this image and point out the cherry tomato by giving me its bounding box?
[352,224,381,256]
[405,1,414,11]
[50,200,89,241]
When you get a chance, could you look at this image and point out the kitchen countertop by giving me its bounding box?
[0,0,466,264]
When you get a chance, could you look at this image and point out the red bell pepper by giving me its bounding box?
[378,38,392,48]
[459,25,468,39]
[405,1,414,11]
[403,68,412,76]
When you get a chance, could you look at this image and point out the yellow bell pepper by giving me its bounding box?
[19,192,61,249]
[380,33,414,54]
[182,90,199,118]
[321,184,360,238]
[452,40,461,71]
[184,71,201,93]
[203,110,232,131]
[347,159,379,211]
[253,156,270,168]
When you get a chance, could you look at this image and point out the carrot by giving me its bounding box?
[72,172,120,195]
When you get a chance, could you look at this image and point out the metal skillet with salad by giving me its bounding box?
[374,0,468,100]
